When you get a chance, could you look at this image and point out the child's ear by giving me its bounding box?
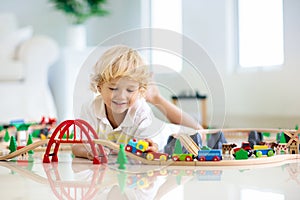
[97,85,101,93]
[139,88,146,98]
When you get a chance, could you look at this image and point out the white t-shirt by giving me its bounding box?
[79,95,181,151]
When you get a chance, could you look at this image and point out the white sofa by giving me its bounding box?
[0,13,59,123]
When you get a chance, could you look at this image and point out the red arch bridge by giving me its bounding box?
[43,119,108,164]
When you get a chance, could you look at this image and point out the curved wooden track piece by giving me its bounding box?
[0,140,48,161]
[178,134,200,156]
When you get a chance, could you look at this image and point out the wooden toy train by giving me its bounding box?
[1,119,300,166]
[125,138,169,161]
[124,138,276,162]
[124,137,223,162]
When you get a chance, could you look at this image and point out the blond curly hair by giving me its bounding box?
[90,45,150,96]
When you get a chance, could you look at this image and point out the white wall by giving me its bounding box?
[0,0,141,46]
[0,0,142,122]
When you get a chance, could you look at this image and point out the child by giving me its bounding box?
[72,45,202,160]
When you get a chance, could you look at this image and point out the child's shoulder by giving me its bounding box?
[134,98,152,114]
[80,95,100,108]
[80,95,105,115]
[127,98,152,123]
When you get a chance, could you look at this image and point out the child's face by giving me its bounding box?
[100,77,140,115]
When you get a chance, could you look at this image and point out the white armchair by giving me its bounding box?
[0,13,59,123]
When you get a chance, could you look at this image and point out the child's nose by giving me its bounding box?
[116,90,127,98]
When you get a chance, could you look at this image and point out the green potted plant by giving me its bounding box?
[49,0,109,25]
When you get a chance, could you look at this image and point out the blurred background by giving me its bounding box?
[0,0,299,129]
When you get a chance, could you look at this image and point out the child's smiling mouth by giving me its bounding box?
[112,100,127,106]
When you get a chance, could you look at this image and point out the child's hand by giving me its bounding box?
[145,77,161,105]
[86,146,110,160]
[145,138,159,152]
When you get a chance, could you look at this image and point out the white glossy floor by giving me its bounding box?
[0,151,300,200]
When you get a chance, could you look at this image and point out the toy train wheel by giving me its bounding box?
[247,150,253,157]
[146,153,154,161]
[172,156,179,161]
[136,150,142,156]
[267,150,275,157]
[159,155,167,161]
[185,155,193,161]
[199,156,206,161]
[213,156,220,161]
[125,145,132,152]
[255,151,262,158]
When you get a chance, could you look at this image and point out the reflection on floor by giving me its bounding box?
[0,152,300,200]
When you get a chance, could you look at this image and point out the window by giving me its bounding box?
[141,0,182,73]
[238,0,284,68]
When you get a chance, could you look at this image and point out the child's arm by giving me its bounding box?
[146,83,203,130]
[72,143,110,160]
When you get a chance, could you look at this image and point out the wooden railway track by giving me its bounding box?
[0,140,49,161]
[0,140,72,161]
[0,127,299,167]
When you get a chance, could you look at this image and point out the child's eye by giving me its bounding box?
[127,88,138,93]
[109,87,117,91]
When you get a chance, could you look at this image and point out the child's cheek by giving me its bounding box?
[128,93,139,106]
